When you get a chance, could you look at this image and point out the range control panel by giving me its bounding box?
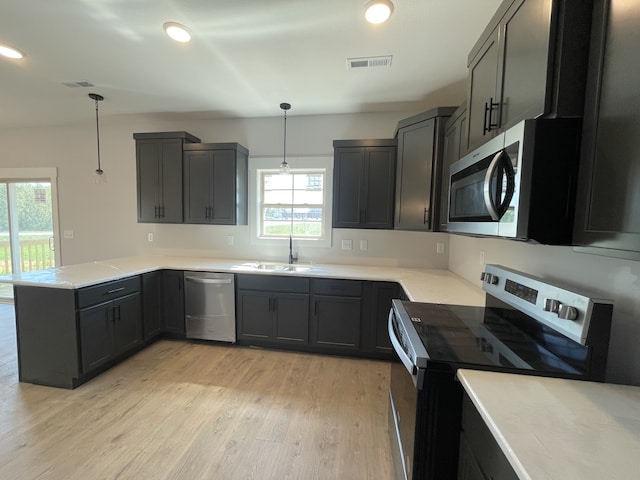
[481,265,612,345]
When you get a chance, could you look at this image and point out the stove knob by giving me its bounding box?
[558,304,578,321]
[544,298,560,313]
[488,274,498,285]
[480,272,487,281]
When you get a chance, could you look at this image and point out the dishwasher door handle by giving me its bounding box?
[185,277,233,285]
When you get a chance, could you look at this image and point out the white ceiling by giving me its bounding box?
[0,0,502,128]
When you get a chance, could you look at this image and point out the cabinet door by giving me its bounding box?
[237,290,273,340]
[113,292,142,356]
[395,120,436,230]
[499,0,552,129]
[210,149,237,224]
[333,148,365,228]
[364,147,396,228]
[574,0,640,260]
[79,301,113,373]
[136,138,183,223]
[162,270,185,336]
[440,108,467,230]
[273,293,309,344]
[159,140,184,223]
[184,150,213,224]
[311,295,361,351]
[142,271,162,341]
[467,27,500,152]
[361,282,399,356]
[136,141,162,222]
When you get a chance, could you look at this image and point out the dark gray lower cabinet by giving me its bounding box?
[310,279,362,352]
[162,270,185,337]
[361,281,400,357]
[14,276,143,389]
[458,393,518,480]
[236,274,310,345]
[142,271,162,341]
[78,292,142,373]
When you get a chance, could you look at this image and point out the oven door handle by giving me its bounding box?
[388,309,418,376]
[483,150,515,221]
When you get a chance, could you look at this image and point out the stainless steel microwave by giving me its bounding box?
[447,118,581,244]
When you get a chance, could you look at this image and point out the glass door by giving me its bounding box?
[0,181,56,300]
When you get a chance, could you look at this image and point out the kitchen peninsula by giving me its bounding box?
[2,256,485,389]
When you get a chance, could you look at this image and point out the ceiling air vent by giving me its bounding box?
[62,81,95,88]
[347,55,392,70]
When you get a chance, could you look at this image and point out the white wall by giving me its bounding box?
[448,235,640,386]
[0,110,451,269]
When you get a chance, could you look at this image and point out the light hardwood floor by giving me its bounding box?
[0,304,394,479]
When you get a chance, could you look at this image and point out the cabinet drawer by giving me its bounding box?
[77,276,141,309]
[236,274,309,293]
[311,278,361,297]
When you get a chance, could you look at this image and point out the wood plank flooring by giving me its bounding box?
[0,304,394,479]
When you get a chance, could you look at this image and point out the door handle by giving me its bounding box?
[48,236,55,251]
[483,150,515,221]
[483,97,500,135]
[185,277,233,285]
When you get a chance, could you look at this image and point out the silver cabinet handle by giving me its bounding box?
[106,287,126,294]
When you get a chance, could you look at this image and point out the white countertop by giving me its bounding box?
[457,369,640,480]
[0,255,485,305]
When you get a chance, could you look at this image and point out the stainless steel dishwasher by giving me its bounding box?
[184,272,236,342]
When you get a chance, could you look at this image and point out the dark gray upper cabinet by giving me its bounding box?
[183,143,249,225]
[466,0,593,152]
[332,139,397,229]
[574,0,640,260]
[134,131,201,223]
[440,103,467,231]
[394,107,456,231]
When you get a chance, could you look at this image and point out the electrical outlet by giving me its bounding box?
[436,242,445,254]
[341,239,353,250]
[360,239,368,251]
[227,235,234,246]
[147,233,154,242]
[63,230,74,239]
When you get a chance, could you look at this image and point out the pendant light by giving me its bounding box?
[279,102,291,174]
[88,93,105,176]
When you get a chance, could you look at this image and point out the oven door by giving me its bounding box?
[388,309,423,480]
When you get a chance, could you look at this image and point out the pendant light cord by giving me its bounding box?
[89,93,104,174]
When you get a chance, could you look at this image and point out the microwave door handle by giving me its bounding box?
[483,151,515,220]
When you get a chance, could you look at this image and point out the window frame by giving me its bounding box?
[249,156,333,248]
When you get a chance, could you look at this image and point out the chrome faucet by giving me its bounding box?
[288,235,298,264]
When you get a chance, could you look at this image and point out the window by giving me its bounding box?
[259,169,326,239]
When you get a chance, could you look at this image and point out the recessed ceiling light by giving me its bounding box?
[0,44,25,59]
[364,0,394,24]
[163,22,192,43]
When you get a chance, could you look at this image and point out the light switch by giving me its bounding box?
[63,230,74,239]
[227,235,234,246]
[360,240,368,251]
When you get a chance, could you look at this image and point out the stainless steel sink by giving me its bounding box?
[251,262,313,273]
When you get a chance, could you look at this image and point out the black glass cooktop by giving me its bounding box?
[400,300,590,377]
